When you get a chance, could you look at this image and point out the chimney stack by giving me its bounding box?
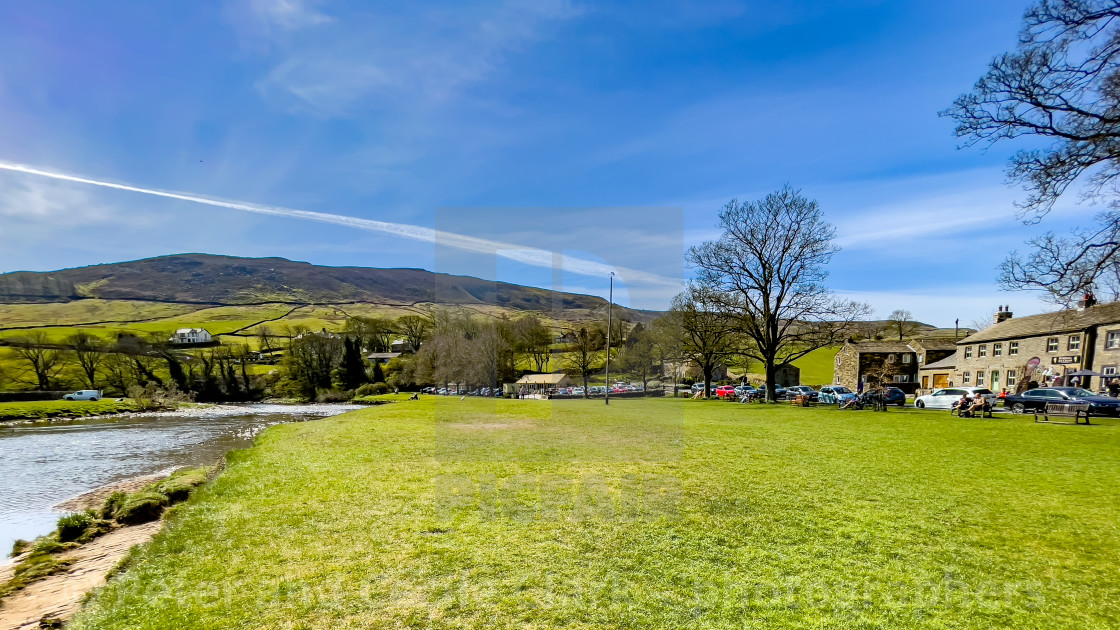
[1078,292,1097,310]
[994,305,1013,324]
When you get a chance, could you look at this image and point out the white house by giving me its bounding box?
[170,328,212,344]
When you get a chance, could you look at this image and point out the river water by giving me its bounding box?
[0,404,359,556]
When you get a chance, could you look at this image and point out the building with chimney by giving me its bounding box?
[954,295,1120,392]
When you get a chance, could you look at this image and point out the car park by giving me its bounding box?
[714,385,737,398]
[883,387,906,407]
[913,387,996,409]
[818,386,856,405]
[1002,387,1120,416]
[784,385,818,401]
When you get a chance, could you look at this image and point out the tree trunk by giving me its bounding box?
[764,359,776,403]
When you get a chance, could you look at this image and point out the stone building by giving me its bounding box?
[833,341,920,392]
[917,352,956,392]
[955,298,1120,392]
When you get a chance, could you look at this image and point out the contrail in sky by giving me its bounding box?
[0,161,681,291]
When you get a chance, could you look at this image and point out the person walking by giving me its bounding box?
[1109,378,1120,398]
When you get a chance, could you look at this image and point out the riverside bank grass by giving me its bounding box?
[72,398,1120,629]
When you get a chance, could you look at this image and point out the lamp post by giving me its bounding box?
[605,272,614,406]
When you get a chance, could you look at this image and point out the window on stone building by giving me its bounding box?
[1108,331,1120,350]
[963,371,971,384]
[902,354,911,364]
[976,371,985,386]
[978,344,987,357]
[1047,337,1059,352]
[1007,370,1017,386]
[993,343,1002,357]
[965,346,973,359]
[1068,335,1081,352]
[1009,341,1019,355]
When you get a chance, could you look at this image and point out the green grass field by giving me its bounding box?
[791,346,838,387]
[0,399,137,421]
[70,398,1120,629]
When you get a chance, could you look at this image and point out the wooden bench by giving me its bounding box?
[1035,401,1091,425]
[952,401,993,418]
[790,394,813,407]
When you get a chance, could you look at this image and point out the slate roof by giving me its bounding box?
[844,341,915,354]
[515,373,571,384]
[908,338,958,351]
[960,302,1120,344]
[919,352,957,370]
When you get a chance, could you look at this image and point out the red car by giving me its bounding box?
[714,385,737,398]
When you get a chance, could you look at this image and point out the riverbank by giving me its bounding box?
[0,469,208,629]
[65,397,1120,628]
[0,400,140,423]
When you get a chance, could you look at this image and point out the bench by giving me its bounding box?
[1035,401,1091,425]
[952,401,993,418]
[790,394,813,407]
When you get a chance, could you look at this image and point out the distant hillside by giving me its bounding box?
[0,254,655,322]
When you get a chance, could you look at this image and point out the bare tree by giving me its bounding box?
[513,314,553,372]
[564,327,604,397]
[688,186,870,401]
[944,0,1120,302]
[617,323,658,392]
[10,331,66,390]
[665,285,741,397]
[285,333,344,399]
[66,331,106,389]
[396,314,431,352]
[886,309,918,341]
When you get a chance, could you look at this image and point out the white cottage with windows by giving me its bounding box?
[170,328,212,344]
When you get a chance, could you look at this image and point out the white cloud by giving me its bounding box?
[251,1,582,116]
[0,173,109,224]
[836,287,1056,330]
[0,161,680,295]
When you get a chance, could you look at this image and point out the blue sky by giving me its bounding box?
[0,0,1089,326]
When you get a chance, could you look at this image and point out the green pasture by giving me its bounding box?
[72,398,1120,629]
[0,399,137,421]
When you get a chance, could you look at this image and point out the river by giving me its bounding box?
[0,404,359,556]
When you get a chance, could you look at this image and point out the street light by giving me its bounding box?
[605,272,614,406]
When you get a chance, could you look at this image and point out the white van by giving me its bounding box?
[63,390,102,401]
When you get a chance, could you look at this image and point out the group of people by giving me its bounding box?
[839,388,889,411]
[953,393,991,417]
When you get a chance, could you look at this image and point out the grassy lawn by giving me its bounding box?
[791,346,838,387]
[69,398,1120,629]
[0,399,137,421]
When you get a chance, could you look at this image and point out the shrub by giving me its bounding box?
[101,491,128,520]
[355,382,392,397]
[113,492,168,525]
[56,512,103,543]
[315,389,354,403]
[152,467,210,502]
[10,539,29,557]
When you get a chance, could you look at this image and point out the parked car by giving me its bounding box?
[714,385,737,398]
[913,387,996,409]
[571,387,585,396]
[1002,387,1120,416]
[818,386,857,405]
[784,385,818,401]
[63,390,102,401]
[883,387,906,407]
[690,383,706,394]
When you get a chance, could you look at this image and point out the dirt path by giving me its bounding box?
[0,521,161,629]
